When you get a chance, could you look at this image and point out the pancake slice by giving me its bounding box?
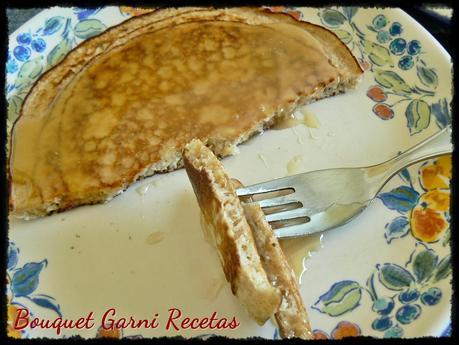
[184,139,313,338]
[183,139,281,325]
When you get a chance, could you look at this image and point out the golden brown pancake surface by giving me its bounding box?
[10,19,341,216]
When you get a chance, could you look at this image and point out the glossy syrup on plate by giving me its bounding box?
[279,233,324,283]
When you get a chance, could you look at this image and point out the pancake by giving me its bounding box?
[9,7,363,218]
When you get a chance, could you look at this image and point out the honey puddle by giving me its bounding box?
[279,233,324,283]
[273,113,303,130]
[273,107,320,130]
[136,184,151,196]
[135,179,162,196]
[301,108,320,129]
[286,155,303,175]
[136,179,163,219]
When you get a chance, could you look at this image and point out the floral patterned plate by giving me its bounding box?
[6,6,451,339]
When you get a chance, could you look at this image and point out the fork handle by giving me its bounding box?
[372,126,452,183]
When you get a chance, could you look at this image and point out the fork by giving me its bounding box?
[236,126,452,239]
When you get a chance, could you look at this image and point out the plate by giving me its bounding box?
[6,6,452,339]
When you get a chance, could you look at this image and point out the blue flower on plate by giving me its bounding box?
[372,14,388,30]
[389,22,403,36]
[372,297,395,315]
[372,316,393,331]
[398,55,414,70]
[395,304,421,324]
[31,38,46,52]
[389,38,407,55]
[74,8,101,21]
[384,324,404,338]
[17,32,32,45]
[7,53,19,74]
[399,288,420,304]
[420,287,442,306]
[407,40,422,55]
[13,45,31,62]
[377,30,391,43]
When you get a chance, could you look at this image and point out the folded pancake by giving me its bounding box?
[241,202,313,339]
[183,139,281,324]
[184,139,313,338]
[9,7,363,218]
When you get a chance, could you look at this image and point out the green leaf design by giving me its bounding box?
[434,255,451,282]
[343,7,358,20]
[43,16,65,35]
[14,56,44,89]
[431,98,451,128]
[313,280,362,316]
[385,216,410,244]
[405,99,431,135]
[74,19,106,39]
[360,39,393,67]
[378,263,415,291]
[412,249,438,283]
[417,65,438,89]
[366,24,378,33]
[374,69,413,96]
[333,29,353,44]
[47,38,72,67]
[12,260,48,297]
[7,95,23,123]
[442,228,450,247]
[351,22,365,39]
[320,9,347,27]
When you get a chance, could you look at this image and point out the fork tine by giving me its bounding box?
[256,195,300,208]
[265,207,309,223]
[273,216,325,238]
[273,203,365,238]
[235,176,294,197]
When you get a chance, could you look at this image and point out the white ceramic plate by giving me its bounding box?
[6,6,452,339]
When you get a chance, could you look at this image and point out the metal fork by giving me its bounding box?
[236,126,452,239]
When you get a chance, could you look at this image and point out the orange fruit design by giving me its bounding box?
[373,103,394,120]
[330,321,361,339]
[7,325,22,339]
[410,155,451,243]
[367,85,387,102]
[420,189,450,212]
[411,205,449,244]
[7,304,28,339]
[420,154,451,190]
[313,329,329,339]
[8,304,24,324]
